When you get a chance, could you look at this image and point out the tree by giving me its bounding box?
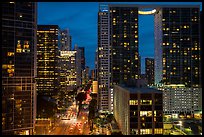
[106,114,114,123]
[88,99,97,131]
[75,92,87,117]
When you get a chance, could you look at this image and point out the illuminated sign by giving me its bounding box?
[138,9,157,15]
[60,51,76,56]
[102,9,108,12]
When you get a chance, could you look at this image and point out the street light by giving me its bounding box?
[178,121,182,131]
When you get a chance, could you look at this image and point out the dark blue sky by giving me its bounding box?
[38,2,202,73]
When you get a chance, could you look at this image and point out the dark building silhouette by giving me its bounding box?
[145,58,154,86]
[79,47,85,70]
[36,25,60,97]
[2,2,37,135]
[154,6,201,88]
[110,5,140,85]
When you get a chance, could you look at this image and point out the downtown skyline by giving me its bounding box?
[2,2,202,135]
[37,2,202,72]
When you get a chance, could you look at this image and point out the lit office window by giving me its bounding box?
[129,100,138,105]
[140,111,152,117]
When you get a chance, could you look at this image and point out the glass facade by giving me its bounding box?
[36,25,60,97]
[110,6,140,85]
[161,7,201,87]
[145,58,154,85]
[2,2,37,135]
[98,5,110,111]
[130,93,163,135]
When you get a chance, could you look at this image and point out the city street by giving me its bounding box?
[46,101,90,135]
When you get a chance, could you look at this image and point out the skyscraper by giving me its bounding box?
[79,47,85,70]
[154,5,201,88]
[59,50,78,91]
[98,4,140,112]
[2,2,37,135]
[74,44,82,86]
[60,29,72,51]
[110,5,140,85]
[98,4,111,111]
[145,58,154,86]
[36,25,60,97]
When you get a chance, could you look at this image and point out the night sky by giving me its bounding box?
[38,2,202,74]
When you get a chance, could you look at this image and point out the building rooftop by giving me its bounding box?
[118,85,162,94]
[108,4,200,8]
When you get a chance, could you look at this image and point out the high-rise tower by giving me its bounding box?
[98,4,111,111]
[2,2,37,135]
[109,5,140,85]
[36,25,60,97]
[154,6,201,88]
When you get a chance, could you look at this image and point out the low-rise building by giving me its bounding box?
[113,85,163,135]
[160,84,202,117]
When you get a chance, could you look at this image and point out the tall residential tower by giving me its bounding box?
[154,6,201,87]
[2,2,37,135]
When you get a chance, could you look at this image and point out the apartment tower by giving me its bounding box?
[154,5,201,87]
[2,2,37,135]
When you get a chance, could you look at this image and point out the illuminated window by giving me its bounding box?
[7,68,14,74]
[7,52,14,56]
[140,129,152,135]
[140,100,152,105]
[16,40,22,53]
[154,129,163,134]
[2,64,7,69]
[140,111,152,117]
[129,100,138,105]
